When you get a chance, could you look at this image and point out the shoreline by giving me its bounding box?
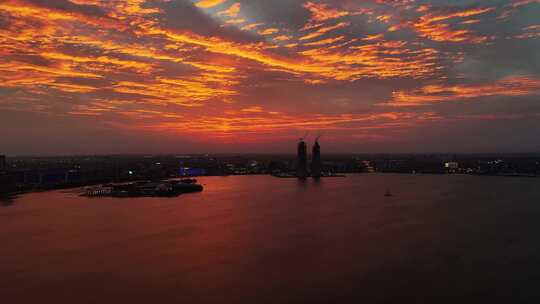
[2,172,539,199]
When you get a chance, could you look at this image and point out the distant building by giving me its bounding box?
[180,167,207,177]
[311,140,321,178]
[297,140,307,178]
[0,155,5,172]
[445,162,459,169]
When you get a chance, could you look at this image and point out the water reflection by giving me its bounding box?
[296,177,308,191]
[1,174,540,303]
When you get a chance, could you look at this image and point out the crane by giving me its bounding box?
[315,132,324,143]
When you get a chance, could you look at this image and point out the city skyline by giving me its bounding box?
[1,0,540,155]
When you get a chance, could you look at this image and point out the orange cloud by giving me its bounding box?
[511,0,540,7]
[299,22,349,41]
[300,39,440,80]
[0,0,126,31]
[142,111,438,137]
[259,28,279,35]
[304,1,349,23]
[274,35,292,42]
[226,18,246,24]
[218,3,241,17]
[412,7,495,43]
[196,0,227,9]
[303,36,345,46]
[241,106,265,113]
[112,77,238,106]
[241,23,263,31]
[362,34,384,41]
[386,76,540,106]
[40,52,153,73]
[513,25,540,39]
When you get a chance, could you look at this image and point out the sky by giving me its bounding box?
[1,0,540,155]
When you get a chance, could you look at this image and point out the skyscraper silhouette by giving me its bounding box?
[297,139,307,178]
[311,140,321,178]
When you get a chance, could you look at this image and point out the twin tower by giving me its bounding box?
[297,139,321,179]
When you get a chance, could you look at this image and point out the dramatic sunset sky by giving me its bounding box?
[1,0,539,154]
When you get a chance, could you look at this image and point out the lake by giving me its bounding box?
[1,174,540,303]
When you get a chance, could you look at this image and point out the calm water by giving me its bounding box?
[1,174,540,303]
